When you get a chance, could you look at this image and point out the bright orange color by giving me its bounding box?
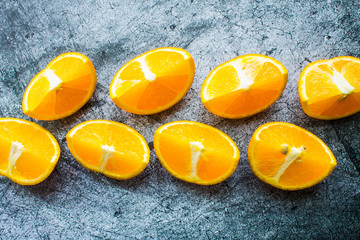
[109,47,195,115]
[299,56,360,119]
[66,120,150,180]
[22,52,97,120]
[248,122,337,190]
[201,54,288,119]
[0,118,60,185]
[154,121,240,185]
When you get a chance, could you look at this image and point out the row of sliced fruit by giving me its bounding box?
[22,48,360,121]
[2,47,358,190]
[0,118,336,191]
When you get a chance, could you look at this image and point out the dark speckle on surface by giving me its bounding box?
[1,0,360,239]
[148,141,154,150]
[114,209,122,218]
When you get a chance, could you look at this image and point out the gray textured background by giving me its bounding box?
[1,0,360,239]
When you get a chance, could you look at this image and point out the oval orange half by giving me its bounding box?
[23,52,97,120]
[66,120,150,180]
[154,121,240,185]
[201,54,288,118]
[248,122,337,190]
[299,56,360,119]
[0,118,60,185]
[109,47,195,115]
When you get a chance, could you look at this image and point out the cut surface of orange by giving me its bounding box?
[109,47,195,115]
[23,52,97,120]
[248,122,337,190]
[0,118,60,185]
[154,121,240,185]
[299,56,360,119]
[66,120,150,180]
[201,54,288,119]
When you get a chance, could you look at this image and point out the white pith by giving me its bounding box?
[329,64,355,95]
[44,68,62,90]
[230,61,255,91]
[100,145,115,172]
[138,56,156,82]
[273,145,305,182]
[189,141,205,178]
[7,141,24,175]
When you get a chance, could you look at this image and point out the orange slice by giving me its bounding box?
[154,121,240,185]
[66,120,150,180]
[109,47,195,115]
[299,56,360,119]
[248,122,337,190]
[23,52,97,120]
[0,118,60,185]
[201,54,288,118]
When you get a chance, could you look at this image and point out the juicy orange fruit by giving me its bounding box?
[201,54,288,118]
[154,121,240,185]
[66,120,150,180]
[248,122,337,190]
[0,118,60,185]
[23,52,97,120]
[299,56,360,119]
[109,47,195,115]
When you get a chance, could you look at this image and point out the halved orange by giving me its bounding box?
[109,47,195,115]
[248,122,337,190]
[201,54,288,118]
[0,118,60,185]
[154,121,240,185]
[23,52,97,120]
[66,120,150,180]
[299,56,360,119]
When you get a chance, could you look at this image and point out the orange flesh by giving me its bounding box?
[202,55,287,118]
[0,119,59,183]
[249,123,336,189]
[110,48,194,114]
[115,62,189,111]
[67,121,149,178]
[196,150,234,182]
[302,58,360,118]
[155,122,239,184]
[23,53,96,120]
[157,132,191,177]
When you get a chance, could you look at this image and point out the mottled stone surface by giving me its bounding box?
[1,0,360,239]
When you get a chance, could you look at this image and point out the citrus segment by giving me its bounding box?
[299,56,360,119]
[201,54,288,119]
[23,52,97,120]
[66,120,150,180]
[248,122,337,190]
[154,121,240,185]
[109,47,195,115]
[0,118,60,185]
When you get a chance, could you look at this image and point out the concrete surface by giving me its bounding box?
[1,0,360,239]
